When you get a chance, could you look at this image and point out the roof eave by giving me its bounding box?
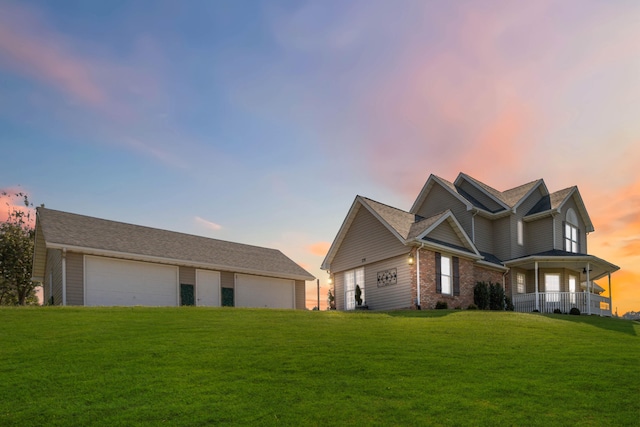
[46,242,316,281]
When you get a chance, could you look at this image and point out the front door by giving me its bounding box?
[221,287,234,307]
[180,284,195,306]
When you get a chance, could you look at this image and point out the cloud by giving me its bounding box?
[0,2,107,108]
[194,216,222,231]
[307,242,331,257]
[0,188,34,224]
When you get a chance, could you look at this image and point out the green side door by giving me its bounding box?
[221,287,234,307]
[180,284,195,306]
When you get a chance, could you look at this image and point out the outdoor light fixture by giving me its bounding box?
[407,253,415,265]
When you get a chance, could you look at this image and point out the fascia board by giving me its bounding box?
[414,211,480,258]
[411,175,473,214]
[512,180,546,213]
[46,242,316,282]
[476,259,508,272]
[556,188,595,233]
[410,238,482,260]
[455,173,510,210]
[358,198,408,244]
[523,210,557,222]
[320,197,362,271]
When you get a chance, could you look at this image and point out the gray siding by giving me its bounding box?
[334,273,345,310]
[493,216,512,261]
[474,215,493,254]
[221,271,234,289]
[66,252,84,306]
[458,180,503,212]
[295,280,305,310]
[414,184,473,238]
[44,249,62,305]
[179,266,196,285]
[363,255,413,310]
[511,187,545,259]
[557,197,588,253]
[428,221,464,247]
[526,217,554,254]
[330,206,407,274]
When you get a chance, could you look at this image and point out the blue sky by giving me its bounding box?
[1,0,639,311]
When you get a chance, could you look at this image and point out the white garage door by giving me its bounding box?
[235,274,295,309]
[85,256,178,306]
[196,269,220,307]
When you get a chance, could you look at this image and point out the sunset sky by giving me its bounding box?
[1,0,638,313]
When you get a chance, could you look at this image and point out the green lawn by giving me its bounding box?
[1,308,638,426]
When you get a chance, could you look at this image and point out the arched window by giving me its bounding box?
[564,208,579,253]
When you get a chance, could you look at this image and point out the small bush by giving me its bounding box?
[473,282,490,310]
[570,307,581,316]
[553,308,562,314]
[489,283,505,311]
[467,304,478,310]
[532,309,540,313]
[505,297,514,311]
[435,301,448,309]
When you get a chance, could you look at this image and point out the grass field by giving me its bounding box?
[1,308,638,426]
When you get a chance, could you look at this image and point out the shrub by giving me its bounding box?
[467,303,478,310]
[355,285,363,306]
[553,308,562,314]
[505,297,514,311]
[532,309,540,313]
[473,282,490,310]
[435,301,448,309]
[570,307,581,316]
[489,283,505,311]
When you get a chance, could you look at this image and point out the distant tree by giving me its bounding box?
[327,287,336,310]
[0,192,37,305]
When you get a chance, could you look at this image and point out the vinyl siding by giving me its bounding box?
[428,220,464,247]
[363,255,413,310]
[557,197,588,253]
[295,280,305,310]
[493,216,512,261]
[414,184,473,237]
[45,249,63,305]
[526,217,554,254]
[474,215,493,254]
[330,206,407,274]
[66,252,83,305]
[221,271,234,289]
[512,187,545,259]
[179,266,196,285]
[32,221,47,281]
[334,272,345,310]
[457,180,504,212]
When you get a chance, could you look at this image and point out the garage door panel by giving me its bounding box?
[196,270,220,307]
[235,274,294,309]
[85,256,178,306]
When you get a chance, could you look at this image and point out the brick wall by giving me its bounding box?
[412,247,506,310]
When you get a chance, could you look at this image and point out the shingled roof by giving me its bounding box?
[35,208,314,281]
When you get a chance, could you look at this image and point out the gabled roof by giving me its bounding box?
[455,173,511,210]
[410,174,473,214]
[455,173,545,210]
[524,186,594,232]
[322,195,482,271]
[34,208,314,281]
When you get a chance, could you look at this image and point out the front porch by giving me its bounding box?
[513,292,611,316]
[505,250,619,317]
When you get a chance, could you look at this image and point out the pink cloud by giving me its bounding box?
[194,216,222,231]
[0,188,34,224]
[0,3,107,108]
[307,242,331,257]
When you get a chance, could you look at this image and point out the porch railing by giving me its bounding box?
[512,292,611,316]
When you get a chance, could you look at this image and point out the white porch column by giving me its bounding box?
[534,261,539,311]
[586,262,591,315]
[608,272,612,315]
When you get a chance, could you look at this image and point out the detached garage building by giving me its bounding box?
[32,208,314,308]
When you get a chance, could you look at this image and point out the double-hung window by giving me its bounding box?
[564,208,580,253]
[517,272,526,294]
[436,253,459,296]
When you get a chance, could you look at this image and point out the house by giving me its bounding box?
[321,173,619,315]
[32,208,314,308]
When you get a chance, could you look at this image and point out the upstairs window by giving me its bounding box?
[517,220,524,246]
[564,208,579,253]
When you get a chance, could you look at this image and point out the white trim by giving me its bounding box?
[454,172,510,211]
[512,180,548,213]
[415,211,481,257]
[476,259,509,272]
[46,242,312,282]
[410,175,474,214]
[61,248,67,306]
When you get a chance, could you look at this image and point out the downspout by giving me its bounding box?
[502,267,510,308]
[608,272,612,316]
[471,210,478,243]
[551,213,557,250]
[416,242,425,309]
[62,248,67,306]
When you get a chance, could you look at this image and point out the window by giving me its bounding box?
[344,268,364,310]
[436,253,459,296]
[545,274,560,302]
[569,275,577,303]
[517,220,523,246]
[564,209,579,253]
[517,272,526,294]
